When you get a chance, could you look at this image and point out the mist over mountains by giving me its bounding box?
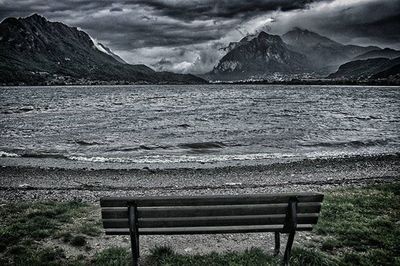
[0,14,399,85]
[282,28,378,72]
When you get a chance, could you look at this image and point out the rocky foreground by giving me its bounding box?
[0,154,399,258]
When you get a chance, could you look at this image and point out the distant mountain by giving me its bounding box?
[0,14,206,85]
[353,48,400,60]
[206,31,311,81]
[282,28,378,73]
[371,63,400,80]
[328,57,400,80]
[204,28,383,81]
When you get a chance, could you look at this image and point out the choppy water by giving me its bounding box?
[0,85,399,169]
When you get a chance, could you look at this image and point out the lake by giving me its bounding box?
[0,85,399,169]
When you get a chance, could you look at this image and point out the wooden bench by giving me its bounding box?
[100,192,324,265]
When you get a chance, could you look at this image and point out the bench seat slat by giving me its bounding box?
[102,203,321,219]
[104,224,314,235]
[100,193,323,207]
[103,213,319,228]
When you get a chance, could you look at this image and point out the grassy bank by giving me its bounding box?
[1,182,399,265]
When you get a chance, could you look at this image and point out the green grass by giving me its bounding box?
[0,201,87,245]
[0,246,67,266]
[140,182,400,266]
[315,182,400,265]
[90,246,338,266]
[144,246,280,266]
[0,201,88,265]
[92,247,131,266]
[78,222,102,237]
[289,247,338,266]
[1,182,399,265]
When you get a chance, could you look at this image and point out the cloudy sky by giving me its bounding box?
[1,0,399,73]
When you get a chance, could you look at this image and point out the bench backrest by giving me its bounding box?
[100,192,323,235]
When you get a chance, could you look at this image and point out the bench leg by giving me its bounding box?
[283,231,295,266]
[129,206,139,266]
[130,234,139,266]
[282,197,298,266]
[274,232,280,256]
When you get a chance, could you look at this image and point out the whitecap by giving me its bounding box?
[67,152,296,164]
[0,151,20,157]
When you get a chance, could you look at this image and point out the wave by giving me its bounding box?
[0,150,68,159]
[0,105,49,115]
[106,144,171,152]
[351,115,381,120]
[301,139,389,148]
[67,153,296,164]
[0,151,20,157]
[177,124,191,128]
[20,153,68,159]
[1,149,398,167]
[179,141,225,150]
[75,140,104,146]
[139,145,169,150]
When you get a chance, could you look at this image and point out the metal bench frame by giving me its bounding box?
[101,193,323,266]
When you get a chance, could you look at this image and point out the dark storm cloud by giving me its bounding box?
[133,0,323,20]
[0,0,326,49]
[76,15,232,49]
[363,14,400,43]
[322,3,400,46]
[0,1,111,18]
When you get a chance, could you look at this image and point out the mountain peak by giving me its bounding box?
[1,13,47,26]
[257,31,269,38]
[256,31,281,40]
[25,13,47,23]
[291,27,317,34]
[28,13,45,19]
[285,27,322,38]
[209,29,310,80]
[291,27,308,33]
[283,27,340,47]
[254,31,282,44]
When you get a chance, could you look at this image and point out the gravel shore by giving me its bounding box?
[1,154,398,256]
[1,154,399,202]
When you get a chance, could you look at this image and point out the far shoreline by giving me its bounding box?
[1,80,400,87]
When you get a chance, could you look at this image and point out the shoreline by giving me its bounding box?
[1,153,398,202]
[2,82,400,87]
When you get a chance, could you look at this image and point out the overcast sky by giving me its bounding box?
[1,0,399,74]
